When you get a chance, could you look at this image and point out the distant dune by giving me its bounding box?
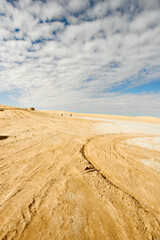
[40,110,160,123]
[0,104,19,109]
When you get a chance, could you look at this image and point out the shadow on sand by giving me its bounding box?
[0,136,9,140]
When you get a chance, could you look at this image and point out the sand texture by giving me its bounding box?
[0,107,160,240]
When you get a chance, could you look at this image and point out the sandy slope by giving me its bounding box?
[0,108,160,240]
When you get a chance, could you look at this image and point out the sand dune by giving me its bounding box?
[0,107,160,240]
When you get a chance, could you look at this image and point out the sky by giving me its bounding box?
[0,0,160,117]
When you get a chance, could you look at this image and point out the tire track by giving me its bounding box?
[80,134,160,240]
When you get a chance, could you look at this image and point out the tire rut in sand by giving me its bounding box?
[80,134,160,240]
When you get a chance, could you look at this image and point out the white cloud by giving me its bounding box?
[137,0,160,10]
[130,10,160,32]
[27,21,64,41]
[41,1,64,21]
[0,0,160,116]
[67,0,90,13]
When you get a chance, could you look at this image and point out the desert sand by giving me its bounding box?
[0,106,160,240]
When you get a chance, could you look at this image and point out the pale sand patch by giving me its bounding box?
[141,159,160,172]
[126,137,160,172]
[126,137,160,151]
[74,116,160,135]
[82,117,160,135]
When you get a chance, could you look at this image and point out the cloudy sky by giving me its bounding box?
[0,0,160,116]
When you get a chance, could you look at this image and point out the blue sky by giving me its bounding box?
[0,0,160,117]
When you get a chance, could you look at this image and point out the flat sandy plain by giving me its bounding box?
[0,105,160,240]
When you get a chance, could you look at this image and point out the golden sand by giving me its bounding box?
[0,107,160,240]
